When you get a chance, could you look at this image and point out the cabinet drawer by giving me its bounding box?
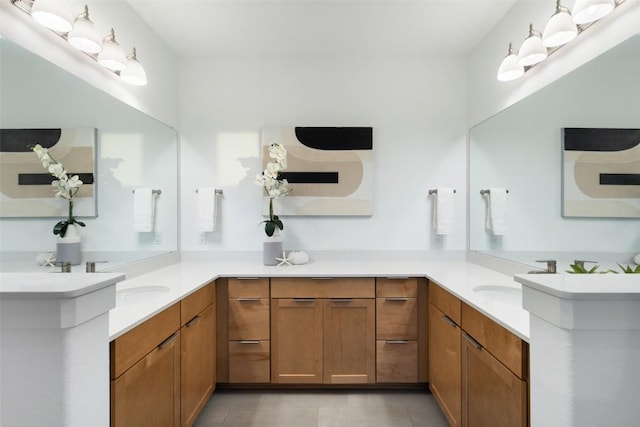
[376,297,418,340]
[429,282,461,323]
[228,278,269,298]
[110,303,181,379]
[228,340,270,383]
[376,340,418,383]
[461,302,528,380]
[181,282,214,325]
[271,277,375,298]
[228,298,270,340]
[376,278,417,297]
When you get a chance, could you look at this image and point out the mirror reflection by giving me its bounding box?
[0,37,179,271]
[469,34,640,266]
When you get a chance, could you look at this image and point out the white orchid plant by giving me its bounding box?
[31,144,85,238]
[255,143,290,237]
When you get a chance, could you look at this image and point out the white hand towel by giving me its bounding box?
[433,188,454,235]
[487,188,507,235]
[134,188,155,232]
[197,188,218,232]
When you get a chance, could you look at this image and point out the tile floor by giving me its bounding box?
[194,389,449,427]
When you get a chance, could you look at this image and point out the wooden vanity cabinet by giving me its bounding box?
[180,283,215,427]
[429,283,462,427]
[376,278,418,383]
[270,277,376,385]
[460,303,528,427]
[228,278,270,383]
[110,303,181,427]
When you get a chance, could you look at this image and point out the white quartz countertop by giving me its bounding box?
[515,273,640,299]
[109,260,530,342]
[0,272,126,298]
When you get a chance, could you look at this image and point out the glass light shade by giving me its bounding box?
[497,44,524,82]
[68,6,102,54]
[518,25,548,67]
[98,29,127,71]
[572,0,615,25]
[542,7,578,47]
[31,0,73,33]
[121,48,147,86]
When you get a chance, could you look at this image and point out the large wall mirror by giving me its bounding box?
[469,34,639,267]
[0,37,178,271]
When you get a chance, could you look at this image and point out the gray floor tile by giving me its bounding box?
[194,389,449,427]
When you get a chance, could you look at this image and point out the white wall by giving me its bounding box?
[0,0,179,128]
[467,0,640,127]
[179,55,467,252]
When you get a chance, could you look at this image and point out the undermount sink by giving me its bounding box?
[116,285,171,306]
[472,284,522,306]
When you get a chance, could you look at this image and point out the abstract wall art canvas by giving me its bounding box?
[562,127,640,218]
[0,128,97,217]
[261,127,373,216]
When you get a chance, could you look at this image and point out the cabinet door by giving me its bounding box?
[228,340,270,383]
[461,333,527,427]
[181,304,214,427]
[429,303,461,427]
[271,298,323,384]
[323,298,375,384]
[376,340,418,383]
[111,332,181,427]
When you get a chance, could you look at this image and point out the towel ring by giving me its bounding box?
[428,189,456,195]
[480,189,509,195]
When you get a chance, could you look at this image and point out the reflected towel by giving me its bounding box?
[197,188,218,232]
[486,188,507,235]
[433,188,454,235]
[134,188,155,232]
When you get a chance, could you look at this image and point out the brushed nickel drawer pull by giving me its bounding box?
[386,340,409,344]
[312,277,335,280]
[236,277,259,280]
[462,332,482,350]
[185,315,201,327]
[158,332,179,349]
[238,340,261,344]
[385,297,409,301]
[331,298,353,303]
[385,277,409,280]
[442,315,457,328]
[293,298,316,302]
[237,298,261,302]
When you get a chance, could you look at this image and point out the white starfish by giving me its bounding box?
[43,253,57,267]
[275,251,293,267]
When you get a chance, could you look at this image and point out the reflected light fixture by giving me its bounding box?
[542,0,578,47]
[518,24,548,66]
[30,0,73,32]
[120,48,147,86]
[68,5,102,54]
[497,43,524,82]
[98,29,127,71]
[572,0,615,25]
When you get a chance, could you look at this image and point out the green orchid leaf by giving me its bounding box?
[265,221,276,237]
[74,219,86,227]
[274,219,284,230]
[53,220,68,236]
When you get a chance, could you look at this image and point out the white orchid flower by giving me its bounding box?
[67,175,83,189]
[48,163,66,179]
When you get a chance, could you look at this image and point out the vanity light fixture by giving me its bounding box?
[572,0,615,24]
[67,5,102,54]
[10,0,147,87]
[497,0,625,82]
[497,43,525,82]
[542,0,578,47]
[97,29,127,71]
[518,24,548,66]
[30,0,73,32]
[120,48,147,86]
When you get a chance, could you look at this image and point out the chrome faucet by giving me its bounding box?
[55,261,72,273]
[85,261,107,272]
[528,260,557,274]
